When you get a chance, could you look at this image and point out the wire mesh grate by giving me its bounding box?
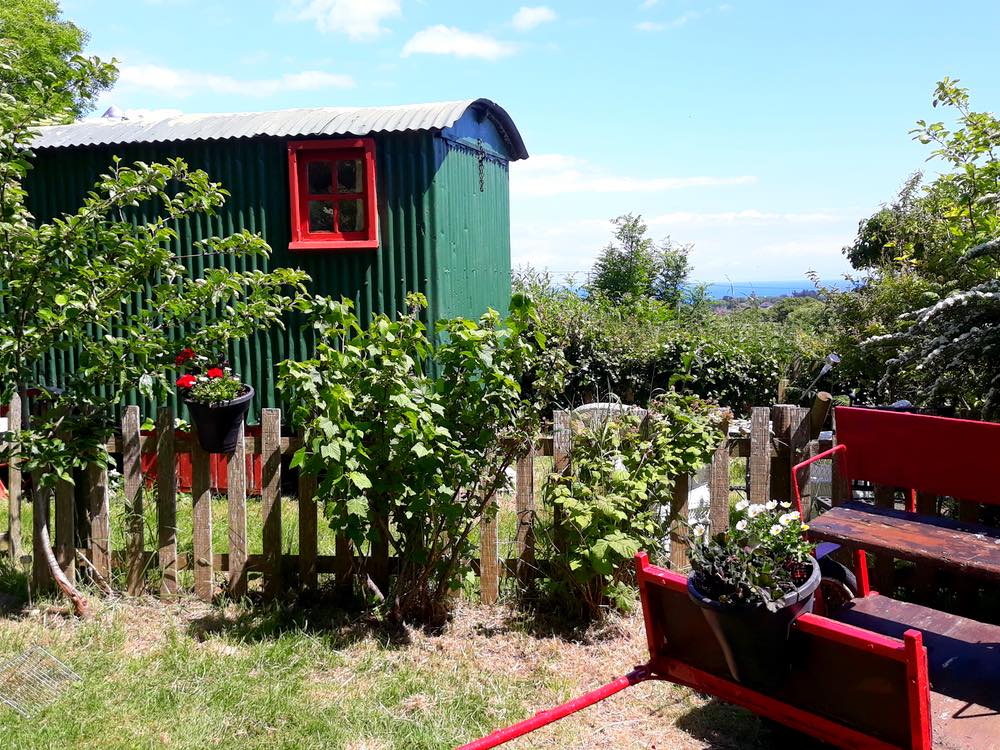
[0,646,81,717]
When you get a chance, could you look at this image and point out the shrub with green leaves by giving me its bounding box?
[535,392,724,621]
[279,293,567,627]
[515,271,825,413]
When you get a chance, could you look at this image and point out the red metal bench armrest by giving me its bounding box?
[793,444,845,516]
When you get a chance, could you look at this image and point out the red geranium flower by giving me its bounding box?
[176,374,197,388]
[206,367,225,379]
[175,347,195,365]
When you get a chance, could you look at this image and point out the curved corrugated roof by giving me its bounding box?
[32,98,528,159]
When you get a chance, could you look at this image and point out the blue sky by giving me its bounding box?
[61,0,1000,283]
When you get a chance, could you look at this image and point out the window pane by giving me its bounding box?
[337,159,362,193]
[307,161,333,194]
[338,199,365,233]
[308,201,335,232]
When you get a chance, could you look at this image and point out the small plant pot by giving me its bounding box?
[687,556,820,690]
[185,386,254,454]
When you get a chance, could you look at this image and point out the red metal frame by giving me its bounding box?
[793,443,847,516]
[287,138,379,251]
[458,555,934,750]
[455,666,652,750]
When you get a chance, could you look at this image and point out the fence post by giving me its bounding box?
[298,472,318,590]
[749,406,771,505]
[770,405,796,504]
[156,406,177,597]
[122,406,144,595]
[708,418,731,535]
[191,427,213,602]
[227,422,248,599]
[551,411,571,556]
[7,394,21,563]
[86,463,111,582]
[669,474,691,570]
[515,447,536,587]
[788,406,811,513]
[261,409,282,600]
[479,493,500,605]
[809,392,832,439]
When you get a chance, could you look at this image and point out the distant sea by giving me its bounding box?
[697,279,854,300]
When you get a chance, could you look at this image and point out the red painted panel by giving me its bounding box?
[658,657,906,750]
[903,630,933,750]
[141,426,263,495]
[834,406,1000,505]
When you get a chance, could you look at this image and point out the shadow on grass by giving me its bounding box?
[0,557,30,617]
[675,701,838,750]
[186,585,414,649]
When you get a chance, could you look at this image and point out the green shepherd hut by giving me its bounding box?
[28,98,529,415]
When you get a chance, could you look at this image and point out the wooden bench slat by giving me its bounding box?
[809,501,1000,578]
[833,594,1000,750]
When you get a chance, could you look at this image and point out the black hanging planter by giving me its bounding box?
[185,386,254,454]
[688,556,820,690]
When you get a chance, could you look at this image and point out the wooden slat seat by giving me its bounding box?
[832,594,1000,750]
[809,501,1000,579]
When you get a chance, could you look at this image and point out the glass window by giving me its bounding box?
[338,199,365,233]
[308,201,335,232]
[307,161,333,194]
[289,139,378,249]
[337,159,362,193]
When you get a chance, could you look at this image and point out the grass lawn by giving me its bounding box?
[0,588,769,750]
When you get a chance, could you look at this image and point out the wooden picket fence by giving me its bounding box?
[2,399,835,604]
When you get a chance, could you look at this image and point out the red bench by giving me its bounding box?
[793,406,1000,596]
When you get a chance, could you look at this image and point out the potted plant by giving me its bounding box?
[174,347,254,454]
[686,500,820,689]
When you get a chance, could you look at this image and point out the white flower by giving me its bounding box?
[747,503,767,518]
[735,499,749,512]
[613,456,626,473]
[692,524,705,537]
[779,501,791,509]
[769,524,782,536]
[765,500,778,510]
[735,519,748,531]
[778,511,800,527]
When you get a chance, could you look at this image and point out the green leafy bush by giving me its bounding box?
[279,293,567,626]
[825,79,1000,415]
[535,392,724,621]
[515,272,825,414]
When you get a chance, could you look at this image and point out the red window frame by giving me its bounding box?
[287,138,379,251]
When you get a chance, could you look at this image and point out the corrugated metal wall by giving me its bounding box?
[25,129,512,421]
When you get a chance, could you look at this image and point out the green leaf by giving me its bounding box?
[348,471,372,490]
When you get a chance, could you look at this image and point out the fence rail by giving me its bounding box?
[3,398,839,604]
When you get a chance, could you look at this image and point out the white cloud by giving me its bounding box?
[511,154,756,197]
[512,6,557,31]
[118,64,354,98]
[668,10,701,27]
[637,6,731,32]
[648,210,841,226]
[401,26,517,60]
[639,0,660,8]
[285,0,401,40]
